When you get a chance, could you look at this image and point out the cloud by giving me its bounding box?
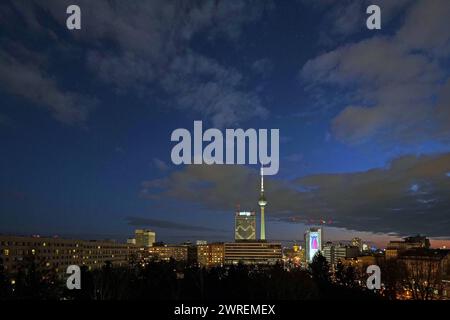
[294,153,450,236]
[0,0,269,126]
[161,52,268,127]
[126,216,227,233]
[140,153,450,237]
[141,165,261,210]
[300,0,450,146]
[303,0,413,41]
[436,79,450,137]
[396,0,450,56]
[251,58,273,78]
[153,158,170,172]
[0,47,96,125]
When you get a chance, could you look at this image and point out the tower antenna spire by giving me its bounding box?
[260,166,264,192]
[258,165,267,241]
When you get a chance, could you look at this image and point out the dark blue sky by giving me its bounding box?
[1,0,450,247]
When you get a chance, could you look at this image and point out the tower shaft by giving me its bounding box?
[258,167,267,241]
[260,206,266,240]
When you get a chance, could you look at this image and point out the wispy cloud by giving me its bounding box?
[300,0,450,146]
[153,158,170,172]
[126,216,227,233]
[0,47,97,125]
[0,0,271,127]
[140,153,450,237]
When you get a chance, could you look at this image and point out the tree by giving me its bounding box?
[335,260,346,286]
[12,254,62,300]
[379,258,407,300]
[404,257,442,300]
[0,257,11,299]
[334,261,358,288]
[309,252,331,285]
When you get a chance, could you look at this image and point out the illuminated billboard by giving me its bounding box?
[309,232,320,261]
[305,228,322,262]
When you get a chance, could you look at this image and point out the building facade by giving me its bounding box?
[351,237,363,252]
[148,244,188,262]
[386,235,430,259]
[134,229,156,247]
[334,245,359,263]
[224,241,282,265]
[322,242,359,267]
[0,235,137,275]
[322,242,335,266]
[398,249,450,299]
[197,242,225,267]
[235,211,256,241]
[305,227,323,263]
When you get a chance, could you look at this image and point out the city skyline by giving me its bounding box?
[1,0,450,250]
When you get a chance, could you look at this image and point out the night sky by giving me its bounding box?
[1,0,450,248]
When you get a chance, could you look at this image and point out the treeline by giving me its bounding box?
[0,254,381,300]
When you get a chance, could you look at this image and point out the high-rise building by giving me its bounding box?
[235,211,256,241]
[322,241,335,266]
[351,237,363,252]
[362,243,369,252]
[135,229,156,248]
[305,227,323,263]
[258,167,267,240]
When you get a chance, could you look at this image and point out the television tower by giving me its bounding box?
[258,166,267,240]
